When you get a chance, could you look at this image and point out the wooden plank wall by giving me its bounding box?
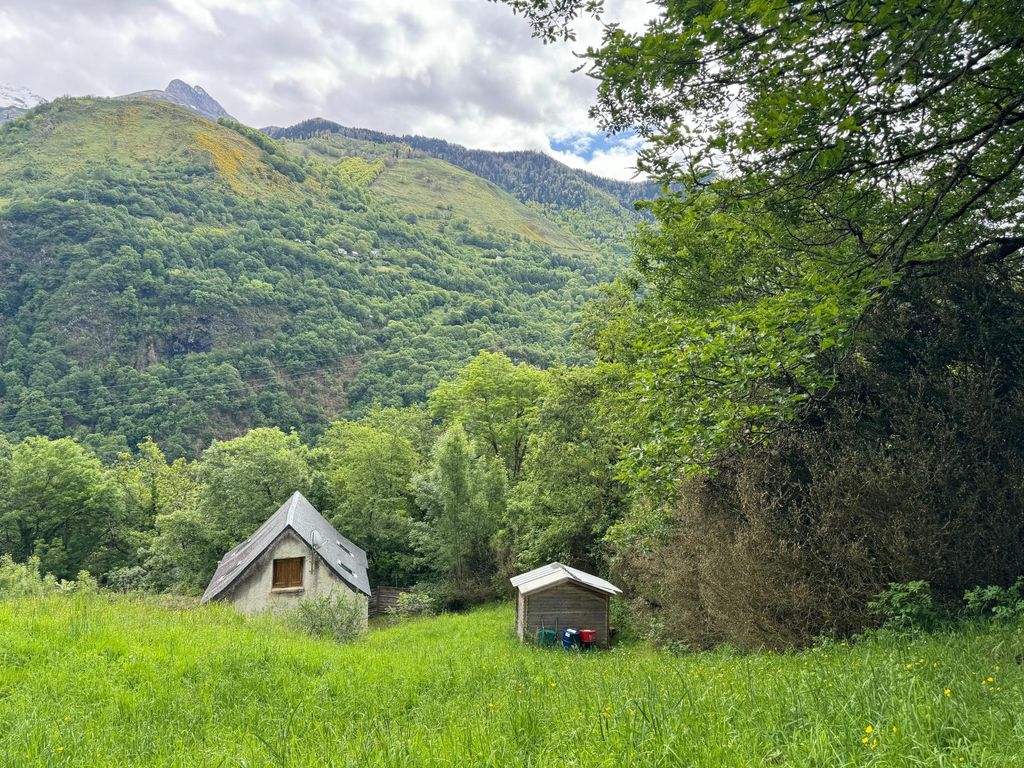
[522,583,610,645]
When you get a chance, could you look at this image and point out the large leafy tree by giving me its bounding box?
[196,427,317,549]
[429,351,548,481]
[502,0,1024,484]
[414,424,505,584]
[320,420,420,585]
[506,364,629,572]
[0,437,124,579]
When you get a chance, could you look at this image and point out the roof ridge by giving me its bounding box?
[286,491,300,526]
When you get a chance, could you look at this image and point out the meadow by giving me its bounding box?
[0,596,1021,766]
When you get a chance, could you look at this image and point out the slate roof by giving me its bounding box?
[510,562,621,597]
[201,491,371,603]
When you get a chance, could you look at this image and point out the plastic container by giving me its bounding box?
[579,629,597,644]
[561,628,580,649]
[537,627,557,646]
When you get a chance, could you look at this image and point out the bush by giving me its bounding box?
[385,590,436,624]
[0,555,99,599]
[0,555,51,598]
[105,566,149,593]
[288,592,367,643]
[964,578,1024,620]
[867,581,940,631]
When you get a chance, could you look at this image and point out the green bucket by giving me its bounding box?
[537,627,557,646]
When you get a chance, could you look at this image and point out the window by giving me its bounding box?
[272,557,304,589]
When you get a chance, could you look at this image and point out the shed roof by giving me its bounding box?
[510,562,621,597]
[201,491,371,603]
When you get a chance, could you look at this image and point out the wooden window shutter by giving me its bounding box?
[272,557,305,588]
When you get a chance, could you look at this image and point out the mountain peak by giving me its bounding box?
[123,79,233,122]
[0,84,47,123]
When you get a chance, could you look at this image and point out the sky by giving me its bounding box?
[0,0,653,180]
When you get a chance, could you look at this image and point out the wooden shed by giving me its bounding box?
[510,562,622,646]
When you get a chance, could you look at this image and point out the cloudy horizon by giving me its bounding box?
[0,0,652,181]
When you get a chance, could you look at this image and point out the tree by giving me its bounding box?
[503,0,1024,483]
[196,427,316,554]
[0,436,122,579]
[429,351,548,480]
[506,364,629,572]
[414,424,504,587]
[320,420,420,585]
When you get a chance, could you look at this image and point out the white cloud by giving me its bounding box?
[0,0,655,180]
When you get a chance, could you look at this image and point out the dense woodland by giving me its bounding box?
[1,0,1022,650]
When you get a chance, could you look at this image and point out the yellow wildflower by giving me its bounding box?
[861,737,869,745]
[865,725,874,734]
[944,688,952,696]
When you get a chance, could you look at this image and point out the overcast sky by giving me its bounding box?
[0,0,652,180]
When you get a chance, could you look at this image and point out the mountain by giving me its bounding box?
[123,79,233,122]
[0,85,46,123]
[0,96,630,458]
[265,118,657,212]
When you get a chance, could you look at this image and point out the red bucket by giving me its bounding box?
[579,629,597,644]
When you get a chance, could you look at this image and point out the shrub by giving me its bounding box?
[867,581,940,631]
[288,592,367,643]
[0,555,99,599]
[105,566,149,593]
[385,590,436,624]
[963,578,1024,620]
[0,555,50,598]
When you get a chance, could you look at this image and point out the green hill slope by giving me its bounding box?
[1,596,1021,766]
[0,98,627,457]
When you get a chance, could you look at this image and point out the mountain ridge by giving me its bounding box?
[265,117,655,212]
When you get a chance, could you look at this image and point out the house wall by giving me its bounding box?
[520,582,610,645]
[220,530,367,623]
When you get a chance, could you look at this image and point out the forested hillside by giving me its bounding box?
[0,97,631,457]
[265,118,656,212]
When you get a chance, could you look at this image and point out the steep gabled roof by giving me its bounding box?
[510,562,621,597]
[201,491,371,603]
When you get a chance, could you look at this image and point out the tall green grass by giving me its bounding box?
[0,595,1021,766]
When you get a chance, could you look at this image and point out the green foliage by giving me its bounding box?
[430,351,548,480]
[385,590,437,622]
[287,591,367,643]
[0,436,127,579]
[320,419,420,584]
[0,554,97,598]
[504,0,1024,488]
[868,582,940,632]
[414,424,505,588]
[506,364,628,572]
[964,579,1024,621]
[0,555,50,598]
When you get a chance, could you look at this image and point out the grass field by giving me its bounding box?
[0,596,1022,767]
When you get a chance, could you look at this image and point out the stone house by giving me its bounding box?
[201,491,371,618]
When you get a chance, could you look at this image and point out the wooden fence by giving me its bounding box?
[368,586,405,616]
